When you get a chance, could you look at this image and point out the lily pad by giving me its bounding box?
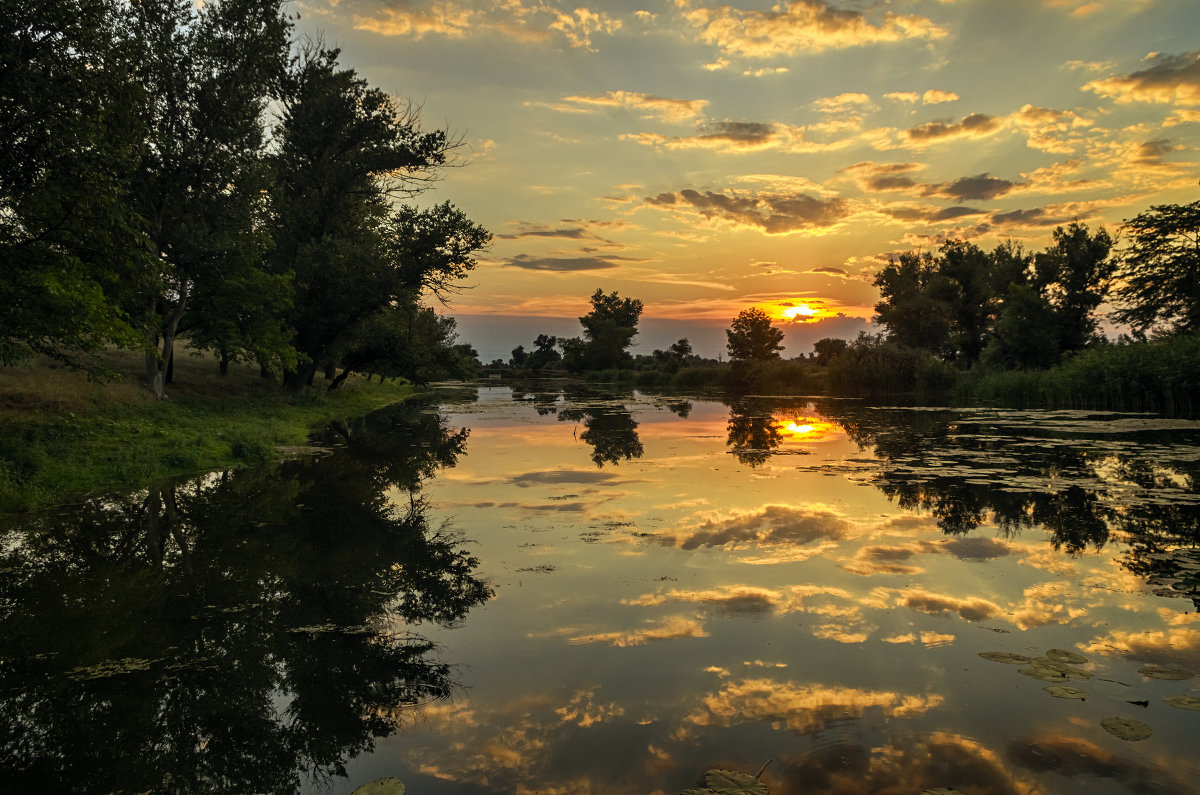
[1045,685,1088,699]
[681,769,768,795]
[979,651,1032,665]
[1019,667,1068,682]
[1164,695,1200,711]
[1100,716,1152,741]
[1137,664,1195,681]
[352,778,405,795]
[1046,649,1088,664]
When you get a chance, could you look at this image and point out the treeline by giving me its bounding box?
[1,0,488,397]
[497,201,1199,412]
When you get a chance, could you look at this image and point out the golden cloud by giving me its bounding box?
[678,0,946,59]
[1084,51,1200,106]
[905,112,1004,144]
[644,188,853,236]
[566,614,709,647]
[558,90,709,123]
[352,1,476,38]
[655,503,852,549]
[899,589,1003,622]
[688,678,944,735]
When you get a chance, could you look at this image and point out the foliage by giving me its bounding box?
[726,308,785,362]
[827,333,957,399]
[812,337,849,366]
[568,289,644,371]
[0,0,149,373]
[1114,199,1200,335]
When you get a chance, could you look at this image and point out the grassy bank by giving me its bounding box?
[0,349,415,513]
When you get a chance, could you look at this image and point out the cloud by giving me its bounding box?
[349,1,621,50]
[678,0,946,59]
[557,90,710,123]
[927,173,1019,201]
[840,160,926,192]
[1083,51,1200,106]
[658,503,851,550]
[566,615,709,647]
[644,188,852,235]
[884,91,921,103]
[922,89,959,104]
[899,589,1002,622]
[810,266,849,277]
[905,113,1004,144]
[351,1,477,38]
[505,254,622,271]
[688,678,944,735]
[814,93,875,113]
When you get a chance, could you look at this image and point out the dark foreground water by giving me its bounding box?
[3,384,1199,794]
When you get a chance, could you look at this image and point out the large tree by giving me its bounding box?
[0,0,150,372]
[726,307,785,362]
[123,0,293,397]
[572,289,643,371]
[1031,222,1114,352]
[1114,199,1200,335]
[270,48,488,390]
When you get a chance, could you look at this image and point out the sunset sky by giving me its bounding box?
[293,0,1199,359]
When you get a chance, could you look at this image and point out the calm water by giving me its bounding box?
[3,384,1199,794]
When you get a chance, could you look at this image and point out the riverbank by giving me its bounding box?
[0,349,415,513]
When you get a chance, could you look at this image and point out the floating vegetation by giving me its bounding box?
[516,564,558,573]
[351,777,405,795]
[66,657,156,680]
[979,651,1031,664]
[1137,664,1195,680]
[1019,667,1070,682]
[1164,695,1200,711]
[1100,716,1152,741]
[1044,685,1088,699]
[1046,649,1088,664]
[681,769,768,795]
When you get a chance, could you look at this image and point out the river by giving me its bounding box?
[2,383,1199,794]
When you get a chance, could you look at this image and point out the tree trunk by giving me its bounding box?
[324,362,336,380]
[327,368,351,392]
[144,281,190,399]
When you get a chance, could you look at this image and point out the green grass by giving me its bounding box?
[0,348,415,513]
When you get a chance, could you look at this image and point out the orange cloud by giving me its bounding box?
[1083,51,1200,106]
[644,188,853,235]
[557,90,709,123]
[688,678,944,735]
[566,614,709,647]
[678,0,946,59]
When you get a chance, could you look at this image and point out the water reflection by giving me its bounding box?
[724,399,1200,609]
[0,402,491,793]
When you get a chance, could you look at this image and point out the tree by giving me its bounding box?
[123,0,293,397]
[0,0,150,373]
[509,345,528,368]
[575,289,643,370]
[1114,199,1200,335]
[813,337,848,366]
[269,48,487,390]
[1031,223,1114,353]
[726,308,784,362]
[527,334,560,372]
[873,251,953,357]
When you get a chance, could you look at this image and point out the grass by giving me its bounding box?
[0,347,415,513]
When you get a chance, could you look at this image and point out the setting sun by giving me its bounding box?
[781,304,819,321]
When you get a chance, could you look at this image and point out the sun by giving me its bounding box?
[781,304,818,321]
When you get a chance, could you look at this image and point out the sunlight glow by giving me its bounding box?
[777,419,838,442]
[781,304,819,321]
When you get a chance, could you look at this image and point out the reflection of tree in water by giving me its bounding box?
[0,402,491,793]
[555,386,644,467]
[725,399,784,468]
[758,398,1200,600]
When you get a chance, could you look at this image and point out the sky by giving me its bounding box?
[291,0,1200,360]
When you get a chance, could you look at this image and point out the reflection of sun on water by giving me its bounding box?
[776,418,837,442]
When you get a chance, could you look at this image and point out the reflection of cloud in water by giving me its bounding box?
[555,688,625,728]
[626,584,858,620]
[899,589,1002,622]
[765,732,1030,795]
[508,469,641,487]
[1011,581,1088,630]
[1082,625,1200,669]
[565,614,709,647]
[882,631,957,647]
[1008,734,1193,793]
[688,678,944,735]
[660,503,850,550]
